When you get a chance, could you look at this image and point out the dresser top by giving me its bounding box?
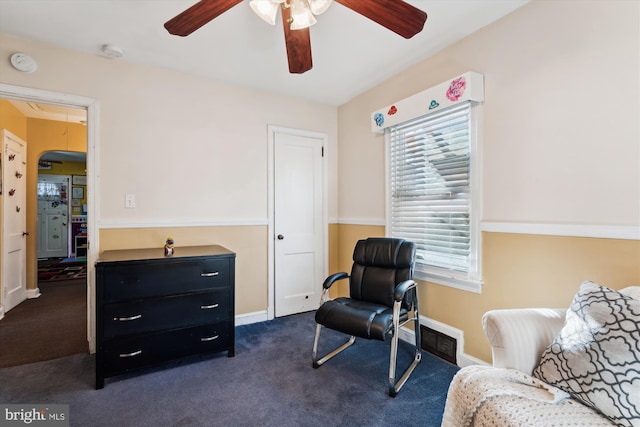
[97,245,234,264]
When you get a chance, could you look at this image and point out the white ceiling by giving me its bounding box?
[9,100,87,124]
[0,0,529,106]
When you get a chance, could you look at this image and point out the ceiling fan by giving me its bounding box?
[164,0,427,74]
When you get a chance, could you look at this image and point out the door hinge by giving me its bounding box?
[321,146,324,157]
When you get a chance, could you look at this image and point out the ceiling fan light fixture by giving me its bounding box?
[309,0,332,15]
[249,1,280,25]
[289,0,317,30]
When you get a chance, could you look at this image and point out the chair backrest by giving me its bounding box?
[349,238,416,308]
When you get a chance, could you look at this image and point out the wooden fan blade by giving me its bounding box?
[164,0,243,36]
[334,0,427,39]
[281,4,313,74]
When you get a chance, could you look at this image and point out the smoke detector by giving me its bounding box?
[101,44,124,59]
[10,53,37,73]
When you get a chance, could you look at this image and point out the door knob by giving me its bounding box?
[277,234,284,240]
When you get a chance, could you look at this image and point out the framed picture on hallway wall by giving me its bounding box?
[72,175,86,185]
[72,187,84,199]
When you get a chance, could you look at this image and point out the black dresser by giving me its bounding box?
[95,245,235,389]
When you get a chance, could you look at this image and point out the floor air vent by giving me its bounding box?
[420,325,457,364]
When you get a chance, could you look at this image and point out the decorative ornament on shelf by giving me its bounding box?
[164,237,175,257]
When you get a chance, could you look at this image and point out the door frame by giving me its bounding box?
[0,83,99,353]
[267,125,328,320]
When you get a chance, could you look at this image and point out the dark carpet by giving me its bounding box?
[0,311,459,426]
[0,278,87,367]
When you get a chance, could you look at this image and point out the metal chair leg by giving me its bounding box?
[388,298,422,397]
[312,323,356,369]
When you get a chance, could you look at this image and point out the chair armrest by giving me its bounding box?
[482,308,566,375]
[394,280,417,302]
[323,272,349,289]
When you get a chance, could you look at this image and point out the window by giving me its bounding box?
[387,101,482,293]
[37,181,63,201]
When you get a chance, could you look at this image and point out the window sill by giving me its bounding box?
[414,271,483,294]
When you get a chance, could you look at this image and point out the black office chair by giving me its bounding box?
[312,237,421,396]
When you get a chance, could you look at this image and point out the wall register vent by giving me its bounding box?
[420,325,457,364]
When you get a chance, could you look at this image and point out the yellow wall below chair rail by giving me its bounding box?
[430,231,640,363]
[98,226,268,315]
[329,224,385,298]
[333,224,640,363]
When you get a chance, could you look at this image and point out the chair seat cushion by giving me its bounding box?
[315,297,407,341]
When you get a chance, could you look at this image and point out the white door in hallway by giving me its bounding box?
[274,130,325,317]
[37,174,71,259]
[2,130,28,313]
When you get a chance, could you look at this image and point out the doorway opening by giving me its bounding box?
[0,96,91,367]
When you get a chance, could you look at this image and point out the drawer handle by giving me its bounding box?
[114,314,142,321]
[201,272,219,277]
[200,303,219,310]
[201,335,219,342]
[119,350,142,358]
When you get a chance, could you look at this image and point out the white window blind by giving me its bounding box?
[389,101,480,288]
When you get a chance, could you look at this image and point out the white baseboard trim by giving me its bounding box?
[459,352,488,367]
[0,304,4,321]
[27,288,41,299]
[235,310,268,326]
[399,314,489,368]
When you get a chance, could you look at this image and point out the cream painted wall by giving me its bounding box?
[336,0,640,362]
[0,34,338,225]
[339,0,639,225]
[1,1,638,364]
[0,33,338,323]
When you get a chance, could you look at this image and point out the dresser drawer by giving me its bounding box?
[95,245,235,388]
[100,258,229,302]
[102,322,231,376]
[103,290,230,339]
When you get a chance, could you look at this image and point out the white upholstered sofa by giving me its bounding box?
[442,283,640,427]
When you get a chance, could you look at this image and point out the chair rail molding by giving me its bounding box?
[481,222,640,240]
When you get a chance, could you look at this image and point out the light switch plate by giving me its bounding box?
[125,194,136,208]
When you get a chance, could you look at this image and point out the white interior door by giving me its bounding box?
[37,174,70,259]
[2,130,28,313]
[274,131,324,317]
